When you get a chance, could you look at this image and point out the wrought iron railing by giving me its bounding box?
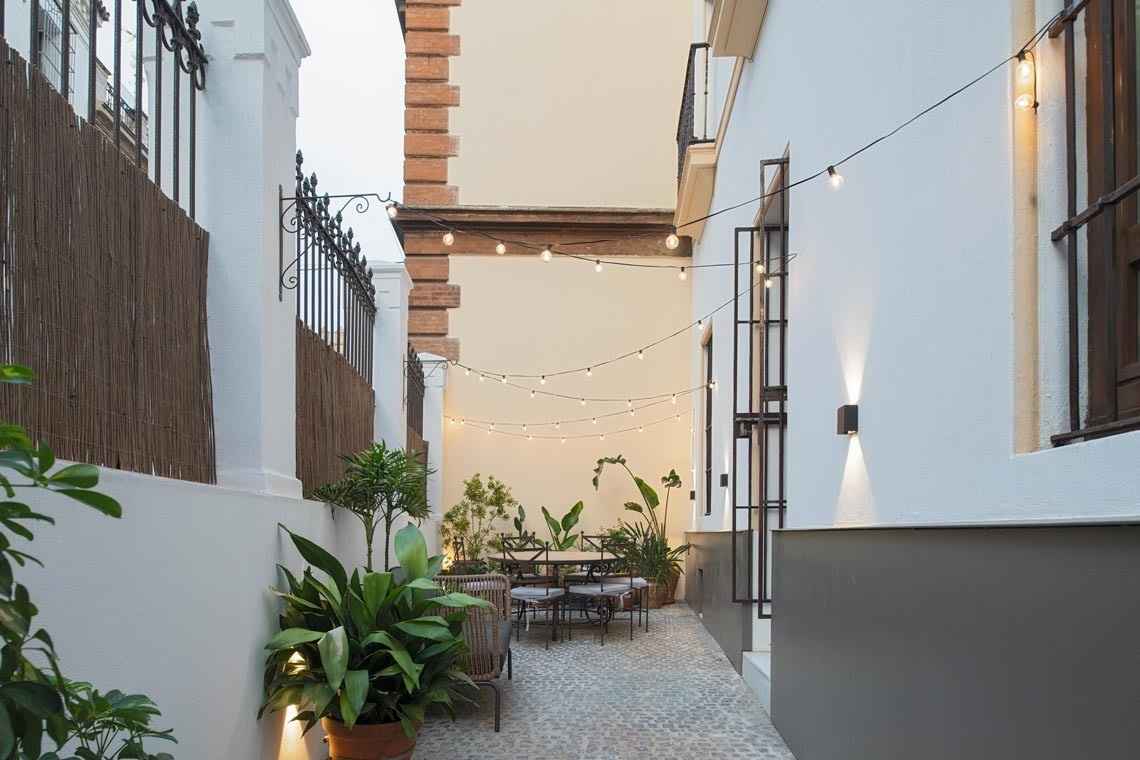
[0,0,207,216]
[677,42,712,186]
[282,151,377,383]
[406,342,425,437]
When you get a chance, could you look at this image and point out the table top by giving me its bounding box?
[493,550,617,566]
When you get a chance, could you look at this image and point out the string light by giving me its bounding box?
[638,350,644,360]
[450,410,693,441]
[675,414,681,421]
[826,166,845,191]
[530,390,536,399]
[528,435,533,440]
[756,262,765,274]
[561,437,566,444]
[479,374,485,382]
[541,245,553,262]
[1014,93,1035,111]
[443,229,455,246]
[580,399,586,406]
[672,394,677,404]
[449,418,456,425]
[765,278,774,289]
[679,267,687,281]
[540,375,546,385]
[555,422,560,429]
[460,419,465,426]
[594,260,603,273]
[599,434,605,441]
[709,380,717,390]
[630,409,635,417]
[592,418,597,425]
[665,230,680,250]
[586,367,592,378]
[500,375,507,384]
[496,242,506,255]
[697,319,703,331]
[627,399,633,407]
[1016,53,1034,82]
[386,203,398,219]
[638,426,643,433]
[464,367,470,376]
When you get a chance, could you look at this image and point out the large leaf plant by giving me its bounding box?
[260,523,488,739]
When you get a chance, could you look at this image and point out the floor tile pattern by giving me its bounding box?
[413,603,795,760]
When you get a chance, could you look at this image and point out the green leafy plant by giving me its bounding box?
[260,523,488,739]
[511,505,527,537]
[592,455,681,540]
[0,364,173,760]
[539,502,583,551]
[41,680,175,760]
[312,442,431,571]
[440,474,517,564]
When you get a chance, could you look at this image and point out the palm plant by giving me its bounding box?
[540,501,583,550]
[312,441,431,571]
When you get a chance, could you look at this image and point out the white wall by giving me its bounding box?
[23,469,364,760]
[688,0,1140,532]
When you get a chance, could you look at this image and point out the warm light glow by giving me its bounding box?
[527,435,533,441]
[679,267,687,281]
[827,166,845,190]
[586,367,592,378]
[500,375,507,384]
[665,232,680,250]
[496,242,506,255]
[675,414,681,421]
[479,374,485,382]
[671,394,677,404]
[629,409,635,417]
[626,399,632,407]
[464,367,470,376]
[561,437,566,444]
[530,390,536,399]
[594,260,603,273]
[580,398,587,406]
[555,422,560,429]
[637,350,644,360]
[709,380,717,390]
[764,279,774,289]
[541,245,553,262]
[386,203,398,219]
[460,419,465,426]
[697,319,703,330]
[756,262,765,274]
[522,424,527,431]
[592,418,597,425]
[443,230,455,246]
[638,426,644,433]
[1016,56,1034,83]
[1014,93,1035,111]
[540,375,546,385]
[599,434,605,441]
[449,418,456,425]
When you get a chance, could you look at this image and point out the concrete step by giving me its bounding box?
[742,650,773,717]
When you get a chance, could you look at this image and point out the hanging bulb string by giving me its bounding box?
[462,409,693,441]
[452,254,796,381]
[386,14,1059,260]
[445,387,705,429]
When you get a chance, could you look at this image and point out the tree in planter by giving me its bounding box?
[440,474,517,567]
[0,364,174,759]
[312,441,431,572]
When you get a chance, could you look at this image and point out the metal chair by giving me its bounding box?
[564,534,648,642]
[438,573,512,731]
[499,532,550,586]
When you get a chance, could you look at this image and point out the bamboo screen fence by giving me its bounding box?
[0,39,216,483]
[295,321,375,495]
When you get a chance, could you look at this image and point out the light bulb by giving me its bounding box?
[630,409,635,417]
[1016,56,1034,83]
[637,350,644,360]
[638,426,644,433]
[586,367,592,378]
[756,262,765,274]
[496,242,506,255]
[443,230,455,246]
[765,278,774,289]
[580,399,586,407]
[541,245,553,262]
[479,374,485,382]
[671,394,677,405]
[709,380,717,390]
[460,419,465,426]
[522,424,527,431]
[679,267,687,281]
[827,166,845,191]
[675,414,681,422]
[626,399,632,407]
[1015,93,1035,111]
[555,422,560,430]
[530,390,536,399]
[697,319,703,330]
[386,203,398,219]
[486,428,492,435]
[449,418,456,425]
[540,375,546,385]
[594,260,603,273]
[464,367,471,376]
[528,435,533,441]
[501,375,507,384]
[665,231,680,250]
[599,434,605,441]
[490,423,495,430]
[592,418,597,425]
[561,437,566,444]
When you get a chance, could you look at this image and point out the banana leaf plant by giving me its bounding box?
[540,502,583,551]
[259,523,488,740]
[592,455,681,540]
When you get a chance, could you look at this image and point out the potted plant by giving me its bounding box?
[312,441,431,571]
[260,522,487,759]
[439,474,517,572]
[592,455,692,605]
[540,501,583,550]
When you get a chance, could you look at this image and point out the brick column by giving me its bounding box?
[403,0,461,360]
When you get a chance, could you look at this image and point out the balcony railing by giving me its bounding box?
[677,42,712,186]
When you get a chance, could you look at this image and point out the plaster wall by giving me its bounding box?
[448,0,692,209]
[443,256,693,576]
[22,469,364,760]
[687,0,1140,531]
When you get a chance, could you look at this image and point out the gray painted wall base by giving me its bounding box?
[685,530,752,673]
[772,524,1140,760]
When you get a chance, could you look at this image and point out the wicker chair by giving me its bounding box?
[439,573,512,731]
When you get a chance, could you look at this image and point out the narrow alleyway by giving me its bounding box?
[415,603,794,759]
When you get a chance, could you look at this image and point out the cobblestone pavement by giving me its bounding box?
[414,603,795,760]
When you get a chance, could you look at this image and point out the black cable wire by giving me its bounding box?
[457,409,694,441]
[446,388,700,428]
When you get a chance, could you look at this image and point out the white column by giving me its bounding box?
[419,352,447,556]
[371,262,412,447]
[196,0,310,496]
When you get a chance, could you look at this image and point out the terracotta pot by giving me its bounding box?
[662,566,681,605]
[646,581,664,609]
[322,717,418,760]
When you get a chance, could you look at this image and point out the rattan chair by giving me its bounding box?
[439,573,512,731]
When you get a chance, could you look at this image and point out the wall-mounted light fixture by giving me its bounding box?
[689,490,696,501]
[837,404,859,435]
[734,414,758,439]
[719,473,730,487]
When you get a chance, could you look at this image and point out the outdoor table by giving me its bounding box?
[491,550,620,641]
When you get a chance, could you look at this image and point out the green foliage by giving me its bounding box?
[592,455,690,581]
[260,523,488,739]
[312,442,431,571]
[539,502,583,551]
[0,365,173,759]
[511,506,526,537]
[440,475,516,563]
[40,681,175,760]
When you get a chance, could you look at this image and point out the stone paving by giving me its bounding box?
[414,602,795,759]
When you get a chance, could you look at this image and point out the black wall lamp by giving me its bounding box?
[719,473,729,487]
[837,404,859,435]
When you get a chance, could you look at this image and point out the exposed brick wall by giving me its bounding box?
[404,0,461,359]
